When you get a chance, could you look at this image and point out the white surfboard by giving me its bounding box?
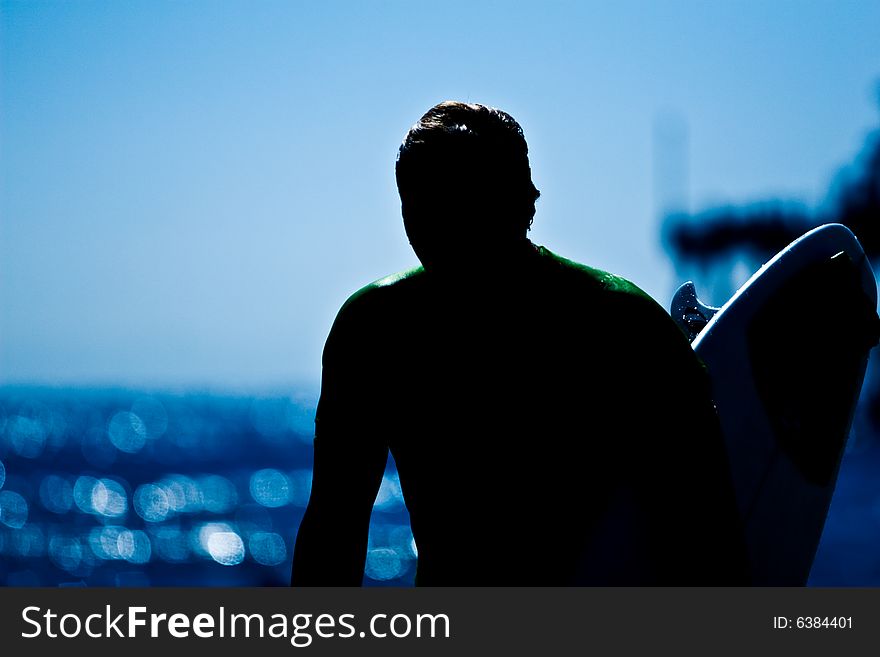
[671,223,880,585]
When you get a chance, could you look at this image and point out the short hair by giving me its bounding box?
[395,101,541,231]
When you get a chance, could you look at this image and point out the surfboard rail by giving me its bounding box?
[675,223,879,585]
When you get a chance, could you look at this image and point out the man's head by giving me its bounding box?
[396,101,540,271]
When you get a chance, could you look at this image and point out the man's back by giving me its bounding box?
[295,243,748,585]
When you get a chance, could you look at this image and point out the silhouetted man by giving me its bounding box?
[292,101,749,585]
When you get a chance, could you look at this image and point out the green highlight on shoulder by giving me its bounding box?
[372,266,426,288]
[340,245,659,315]
[537,245,655,304]
[338,265,426,313]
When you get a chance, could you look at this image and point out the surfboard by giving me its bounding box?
[670,223,880,585]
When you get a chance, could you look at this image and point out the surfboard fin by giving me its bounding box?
[670,281,720,342]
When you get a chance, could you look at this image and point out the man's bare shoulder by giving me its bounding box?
[321,266,426,359]
[347,265,425,303]
[332,265,426,323]
[538,246,655,303]
[536,245,691,341]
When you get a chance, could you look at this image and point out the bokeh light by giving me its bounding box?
[89,525,126,560]
[195,522,235,557]
[133,483,171,523]
[91,478,128,518]
[161,475,203,514]
[249,469,290,508]
[0,389,414,586]
[117,529,151,564]
[198,475,237,514]
[373,473,404,512]
[39,475,73,514]
[207,531,245,566]
[48,535,84,573]
[108,411,147,453]
[73,476,100,514]
[0,490,29,528]
[249,532,287,566]
[365,547,405,581]
[10,524,45,557]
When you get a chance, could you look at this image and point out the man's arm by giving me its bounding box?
[291,299,389,586]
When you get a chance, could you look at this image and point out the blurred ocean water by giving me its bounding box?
[0,387,415,587]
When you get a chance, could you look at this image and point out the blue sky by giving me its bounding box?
[2,0,879,389]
